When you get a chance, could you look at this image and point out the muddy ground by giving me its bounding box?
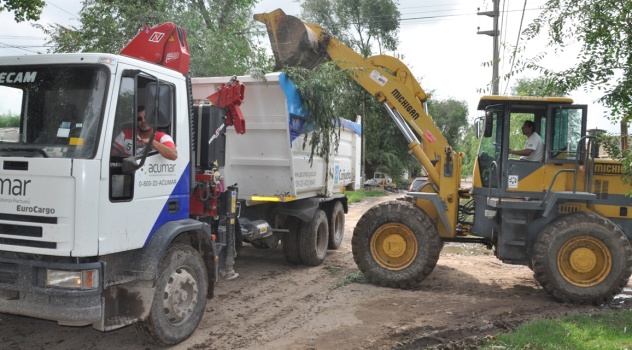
[1,192,631,350]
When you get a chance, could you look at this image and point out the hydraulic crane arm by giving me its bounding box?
[255,9,457,188]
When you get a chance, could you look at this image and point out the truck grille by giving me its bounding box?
[0,213,57,224]
[0,262,18,284]
[0,237,55,249]
[0,223,42,237]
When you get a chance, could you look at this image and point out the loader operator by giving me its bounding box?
[112,106,178,160]
[508,120,543,162]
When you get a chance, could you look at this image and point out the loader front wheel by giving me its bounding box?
[532,212,632,304]
[352,200,441,289]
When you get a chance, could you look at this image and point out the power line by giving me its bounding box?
[504,0,529,94]
[46,1,79,18]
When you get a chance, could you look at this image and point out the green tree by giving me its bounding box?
[427,98,468,151]
[509,77,568,97]
[35,0,272,77]
[523,1,631,120]
[300,0,400,57]
[297,0,411,180]
[0,0,44,22]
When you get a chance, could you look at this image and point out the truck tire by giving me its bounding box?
[352,200,441,289]
[136,244,208,346]
[532,212,632,304]
[283,217,302,264]
[327,201,345,250]
[299,209,329,266]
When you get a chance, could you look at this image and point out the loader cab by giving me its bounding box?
[474,96,587,198]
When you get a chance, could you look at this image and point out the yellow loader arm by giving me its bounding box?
[256,9,462,236]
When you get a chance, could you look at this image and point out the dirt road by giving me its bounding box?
[1,193,631,349]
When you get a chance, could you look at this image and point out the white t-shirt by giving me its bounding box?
[520,132,544,161]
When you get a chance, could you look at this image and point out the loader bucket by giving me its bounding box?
[254,9,331,70]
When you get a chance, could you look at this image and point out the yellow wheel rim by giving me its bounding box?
[370,223,418,271]
[557,235,612,287]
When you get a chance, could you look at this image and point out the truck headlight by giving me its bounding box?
[46,269,99,290]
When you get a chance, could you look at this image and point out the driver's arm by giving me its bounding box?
[508,148,534,156]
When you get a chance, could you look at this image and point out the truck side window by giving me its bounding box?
[550,108,582,160]
[109,76,135,201]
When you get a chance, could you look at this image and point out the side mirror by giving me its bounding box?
[483,110,494,137]
[145,82,173,129]
[122,156,142,174]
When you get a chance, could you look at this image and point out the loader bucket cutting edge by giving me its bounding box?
[254,9,331,70]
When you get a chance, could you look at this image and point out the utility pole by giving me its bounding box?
[477,0,500,95]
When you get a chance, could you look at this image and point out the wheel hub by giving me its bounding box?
[162,267,199,325]
[370,223,418,271]
[557,235,612,287]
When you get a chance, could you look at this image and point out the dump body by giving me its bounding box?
[191,73,362,201]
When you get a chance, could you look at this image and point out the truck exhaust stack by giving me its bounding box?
[254,9,331,70]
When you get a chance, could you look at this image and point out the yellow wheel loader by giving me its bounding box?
[255,9,632,304]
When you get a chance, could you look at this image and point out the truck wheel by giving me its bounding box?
[327,201,345,250]
[352,200,441,289]
[299,209,329,266]
[532,212,632,304]
[136,244,208,346]
[283,217,302,264]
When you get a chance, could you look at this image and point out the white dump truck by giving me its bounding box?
[192,72,362,264]
[0,23,360,346]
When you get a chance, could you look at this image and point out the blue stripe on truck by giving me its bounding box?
[144,163,191,245]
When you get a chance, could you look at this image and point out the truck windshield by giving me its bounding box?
[0,65,108,159]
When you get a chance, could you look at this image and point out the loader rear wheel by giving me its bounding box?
[352,200,441,289]
[532,212,632,304]
[283,217,302,264]
[327,201,345,250]
[299,209,329,266]
[136,244,208,346]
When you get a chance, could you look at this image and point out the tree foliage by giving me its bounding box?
[523,0,632,120]
[0,0,44,22]
[34,0,272,77]
[295,0,412,179]
[427,98,468,150]
[284,62,359,165]
[300,0,400,57]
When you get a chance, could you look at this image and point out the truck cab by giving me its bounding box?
[0,53,212,344]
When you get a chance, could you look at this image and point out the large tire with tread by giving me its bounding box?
[327,201,345,250]
[299,209,329,266]
[282,217,302,264]
[532,212,632,304]
[136,244,208,346]
[352,200,442,289]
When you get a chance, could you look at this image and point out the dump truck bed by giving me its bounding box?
[191,73,362,201]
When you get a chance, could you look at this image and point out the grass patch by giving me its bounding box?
[327,271,367,298]
[345,189,386,203]
[323,265,342,275]
[480,310,632,350]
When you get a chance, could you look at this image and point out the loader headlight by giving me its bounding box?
[46,269,99,290]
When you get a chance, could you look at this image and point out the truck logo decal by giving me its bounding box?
[17,205,55,215]
[391,89,421,120]
[149,32,165,43]
[0,71,37,84]
[0,178,30,196]
[593,163,622,174]
[165,52,180,63]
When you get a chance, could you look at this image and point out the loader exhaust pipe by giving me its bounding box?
[254,9,331,70]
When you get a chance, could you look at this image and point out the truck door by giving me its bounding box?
[99,68,188,254]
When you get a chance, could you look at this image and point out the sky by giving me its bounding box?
[0,0,621,133]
